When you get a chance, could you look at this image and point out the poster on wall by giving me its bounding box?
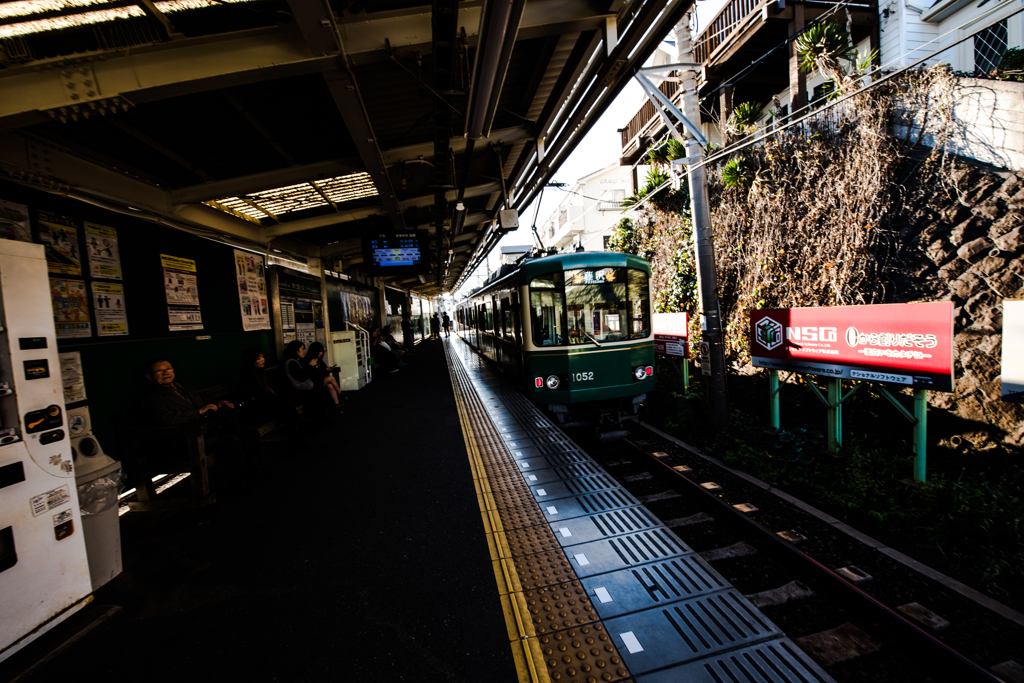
[750,302,954,392]
[38,212,81,276]
[295,300,316,346]
[340,292,373,330]
[50,279,91,338]
[0,200,31,242]
[92,282,128,337]
[313,302,326,345]
[1002,299,1024,402]
[233,249,271,331]
[85,223,122,279]
[281,300,296,343]
[161,254,203,331]
[653,312,689,358]
[58,351,87,404]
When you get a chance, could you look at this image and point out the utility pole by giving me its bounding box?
[634,14,730,429]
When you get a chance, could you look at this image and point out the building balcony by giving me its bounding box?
[548,205,585,249]
[619,0,878,161]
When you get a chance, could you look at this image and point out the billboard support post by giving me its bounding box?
[915,389,928,484]
[878,385,930,484]
[827,379,842,454]
[769,370,780,431]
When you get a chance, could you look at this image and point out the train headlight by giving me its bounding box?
[634,366,647,380]
[545,375,561,390]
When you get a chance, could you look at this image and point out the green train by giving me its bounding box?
[455,252,655,427]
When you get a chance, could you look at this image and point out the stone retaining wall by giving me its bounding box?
[909,166,1024,448]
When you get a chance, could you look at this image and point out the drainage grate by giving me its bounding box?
[516,451,593,472]
[521,462,604,485]
[565,528,692,578]
[580,555,729,619]
[603,590,784,675]
[634,638,835,683]
[551,506,663,545]
[541,489,643,522]
[531,473,621,501]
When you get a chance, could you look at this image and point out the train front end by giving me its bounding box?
[521,253,655,424]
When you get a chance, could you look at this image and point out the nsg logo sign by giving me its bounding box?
[754,317,783,350]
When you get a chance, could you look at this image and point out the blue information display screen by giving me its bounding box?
[370,234,423,267]
[362,230,430,275]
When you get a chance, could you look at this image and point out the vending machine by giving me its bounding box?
[0,240,93,662]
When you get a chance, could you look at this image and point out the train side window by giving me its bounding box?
[529,272,566,346]
[627,269,651,339]
[501,297,512,337]
[511,293,521,345]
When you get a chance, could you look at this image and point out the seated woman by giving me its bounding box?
[370,327,400,374]
[302,342,343,414]
[236,347,304,434]
[381,324,407,365]
[281,340,314,402]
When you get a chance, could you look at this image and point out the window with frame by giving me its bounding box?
[530,272,566,346]
[501,297,512,336]
[975,19,1008,76]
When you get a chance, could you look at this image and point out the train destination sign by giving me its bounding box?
[749,302,954,392]
[653,312,688,358]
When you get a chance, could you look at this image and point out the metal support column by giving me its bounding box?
[827,378,842,454]
[914,389,928,484]
[769,369,780,431]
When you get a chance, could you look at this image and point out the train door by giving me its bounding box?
[511,291,523,382]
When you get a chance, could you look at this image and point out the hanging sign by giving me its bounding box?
[1002,299,1024,403]
[161,254,203,331]
[0,200,32,242]
[233,250,271,331]
[92,282,128,336]
[49,279,91,338]
[750,302,954,392]
[85,223,122,279]
[38,212,81,276]
[653,312,689,358]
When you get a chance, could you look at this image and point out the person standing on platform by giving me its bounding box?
[430,312,441,339]
[442,312,451,337]
[401,313,415,355]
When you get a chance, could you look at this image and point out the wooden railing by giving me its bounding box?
[692,0,764,64]
[619,76,681,152]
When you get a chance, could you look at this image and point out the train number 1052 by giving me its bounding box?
[572,372,594,382]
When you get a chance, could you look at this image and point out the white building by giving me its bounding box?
[538,163,637,253]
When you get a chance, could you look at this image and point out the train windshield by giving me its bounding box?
[530,267,650,346]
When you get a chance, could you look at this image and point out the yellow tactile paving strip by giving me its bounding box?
[445,341,633,683]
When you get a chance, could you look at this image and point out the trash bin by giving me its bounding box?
[74,452,123,592]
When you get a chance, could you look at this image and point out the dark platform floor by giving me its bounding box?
[5,337,516,683]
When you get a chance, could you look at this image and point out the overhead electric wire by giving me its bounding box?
[698,2,1024,172]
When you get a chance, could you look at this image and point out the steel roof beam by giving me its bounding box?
[286,0,405,230]
[339,0,611,64]
[168,125,530,205]
[264,181,501,237]
[0,27,338,127]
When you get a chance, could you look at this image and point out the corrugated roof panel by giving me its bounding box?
[0,5,144,38]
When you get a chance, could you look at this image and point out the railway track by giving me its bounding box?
[561,420,1023,683]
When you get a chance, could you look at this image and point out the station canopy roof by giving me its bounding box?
[0,0,691,295]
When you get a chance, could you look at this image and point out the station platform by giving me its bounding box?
[4,336,833,683]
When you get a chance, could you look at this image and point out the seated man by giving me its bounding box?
[140,359,264,480]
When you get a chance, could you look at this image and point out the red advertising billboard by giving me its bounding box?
[750,302,954,392]
[654,312,688,358]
